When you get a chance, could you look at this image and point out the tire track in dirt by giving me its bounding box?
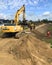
[28,34,52,65]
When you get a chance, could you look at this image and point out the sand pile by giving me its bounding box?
[0,33,52,65]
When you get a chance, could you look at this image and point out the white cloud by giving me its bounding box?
[0,0,40,10]
[37,11,52,20]
[0,13,13,20]
[0,0,52,21]
[0,0,46,10]
[0,13,7,19]
[0,1,7,9]
[43,11,50,16]
[34,0,39,4]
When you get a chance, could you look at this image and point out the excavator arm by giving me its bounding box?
[14,5,25,25]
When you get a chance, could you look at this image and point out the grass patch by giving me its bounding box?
[48,26,52,31]
[45,38,52,44]
[44,24,52,48]
[43,38,52,48]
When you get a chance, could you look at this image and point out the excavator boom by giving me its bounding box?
[14,5,25,24]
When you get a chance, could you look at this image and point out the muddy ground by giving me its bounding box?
[0,23,52,65]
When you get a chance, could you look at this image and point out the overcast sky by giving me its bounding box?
[0,0,52,21]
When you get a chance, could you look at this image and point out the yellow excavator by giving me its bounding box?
[2,5,25,38]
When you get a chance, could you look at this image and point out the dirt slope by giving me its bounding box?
[0,33,52,65]
[35,23,49,34]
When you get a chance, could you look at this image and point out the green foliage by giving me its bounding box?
[50,45,52,48]
[48,26,52,31]
[41,19,48,23]
[43,38,52,48]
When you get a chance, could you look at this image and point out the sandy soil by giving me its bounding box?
[0,24,52,65]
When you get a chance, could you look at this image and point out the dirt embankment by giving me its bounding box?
[35,23,49,34]
[0,33,52,65]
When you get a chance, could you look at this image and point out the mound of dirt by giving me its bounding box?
[0,33,52,65]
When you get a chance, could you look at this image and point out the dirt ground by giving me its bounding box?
[0,23,52,65]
